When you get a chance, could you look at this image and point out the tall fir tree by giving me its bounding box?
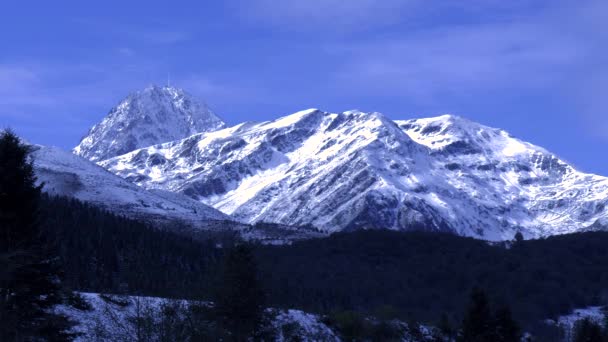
[458,288,495,342]
[438,312,454,341]
[493,306,521,342]
[213,244,265,340]
[0,130,74,341]
[572,318,604,342]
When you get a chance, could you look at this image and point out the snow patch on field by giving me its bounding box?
[57,293,341,342]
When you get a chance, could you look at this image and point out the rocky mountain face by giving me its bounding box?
[97,108,608,241]
[34,144,230,227]
[34,144,323,243]
[74,85,225,162]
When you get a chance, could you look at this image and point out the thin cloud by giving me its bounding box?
[330,23,584,100]
[324,0,604,111]
[0,66,57,108]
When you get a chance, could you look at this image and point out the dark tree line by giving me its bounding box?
[39,194,224,299]
[33,192,608,339]
[33,193,608,339]
[571,315,608,342]
[254,229,608,331]
[458,288,520,342]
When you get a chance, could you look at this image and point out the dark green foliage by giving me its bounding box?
[514,231,524,243]
[603,307,608,334]
[526,321,564,342]
[326,311,367,341]
[323,310,403,341]
[493,306,520,342]
[572,318,605,342]
[437,312,454,341]
[0,130,74,341]
[32,191,608,339]
[457,289,520,342]
[458,288,495,342]
[254,230,608,330]
[39,194,224,300]
[65,292,93,311]
[213,244,266,340]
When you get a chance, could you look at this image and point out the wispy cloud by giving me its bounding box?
[329,23,584,100]
[0,62,144,122]
[319,0,606,129]
[0,65,58,109]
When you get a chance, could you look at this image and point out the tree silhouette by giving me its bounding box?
[493,306,520,342]
[458,288,494,342]
[573,318,604,342]
[213,244,265,340]
[0,130,74,341]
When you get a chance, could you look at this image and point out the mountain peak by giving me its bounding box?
[142,84,185,97]
[74,85,226,162]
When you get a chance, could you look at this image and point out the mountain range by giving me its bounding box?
[40,84,608,241]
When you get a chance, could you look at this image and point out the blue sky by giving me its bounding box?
[1,0,607,174]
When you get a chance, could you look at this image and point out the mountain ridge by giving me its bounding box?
[94,107,608,240]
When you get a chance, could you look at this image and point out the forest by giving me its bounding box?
[40,194,608,335]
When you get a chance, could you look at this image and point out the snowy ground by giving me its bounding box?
[57,293,441,341]
[56,293,340,341]
[545,306,606,341]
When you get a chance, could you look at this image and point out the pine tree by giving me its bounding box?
[573,318,604,342]
[602,307,608,339]
[514,231,524,243]
[493,306,520,342]
[438,312,454,340]
[458,288,494,342]
[0,130,74,341]
[213,244,265,340]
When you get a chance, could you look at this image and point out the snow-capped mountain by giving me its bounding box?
[97,108,608,240]
[74,85,225,162]
[34,144,323,243]
[33,145,230,227]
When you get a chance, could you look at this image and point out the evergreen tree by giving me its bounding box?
[213,244,265,340]
[458,288,494,342]
[603,307,608,338]
[438,312,454,341]
[514,231,524,243]
[572,318,604,342]
[493,306,520,342]
[0,130,74,341]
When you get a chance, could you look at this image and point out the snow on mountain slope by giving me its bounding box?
[98,109,608,240]
[33,145,230,227]
[74,85,225,162]
[395,115,608,237]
